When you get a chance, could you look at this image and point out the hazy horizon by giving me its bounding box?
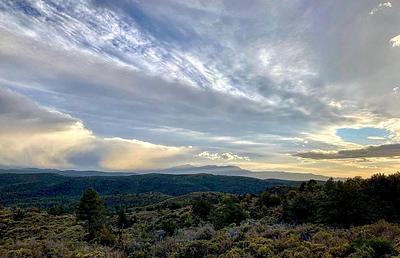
[1,1,400,178]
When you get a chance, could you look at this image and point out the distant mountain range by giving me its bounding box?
[142,165,338,181]
[0,165,338,181]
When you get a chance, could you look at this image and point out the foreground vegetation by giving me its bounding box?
[1,173,400,257]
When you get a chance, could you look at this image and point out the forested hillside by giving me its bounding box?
[0,173,297,209]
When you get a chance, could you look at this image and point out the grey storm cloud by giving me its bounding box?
[0,87,76,134]
[294,144,400,160]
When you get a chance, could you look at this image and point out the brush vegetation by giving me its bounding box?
[1,173,400,257]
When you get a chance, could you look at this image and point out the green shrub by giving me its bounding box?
[211,198,248,229]
[178,240,210,258]
[192,199,213,220]
[347,245,374,258]
[162,219,178,236]
[7,248,35,258]
[129,251,146,258]
[48,205,65,216]
[365,238,396,257]
[349,237,396,258]
[12,208,25,221]
[220,247,251,258]
[96,225,116,246]
[259,192,281,207]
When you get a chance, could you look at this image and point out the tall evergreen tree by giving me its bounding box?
[116,206,132,229]
[76,188,106,240]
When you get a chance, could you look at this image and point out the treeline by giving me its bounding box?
[6,173,400,233]
[0,173,296,208]
[283,173,400,227]
[186,173,400,229]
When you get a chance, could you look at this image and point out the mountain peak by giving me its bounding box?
[171,164,197,169]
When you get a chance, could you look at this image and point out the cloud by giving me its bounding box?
[98,137,188,170]
[0,88,191,170]
[293,144,400,160]
[0,27,345,145]
[393,86,400,95]
[390,35,400,47]
[198,151,250,161]
[369,2,392,15]
[1,0,400,176]
[0,88,76,134]
[367,136,386,140]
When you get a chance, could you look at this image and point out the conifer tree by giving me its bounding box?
[76,188,106,240]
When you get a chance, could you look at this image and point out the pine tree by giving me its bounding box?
[76,188,106,240]
[116,206,132,229]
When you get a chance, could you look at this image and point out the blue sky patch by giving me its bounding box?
[336,127,389,145]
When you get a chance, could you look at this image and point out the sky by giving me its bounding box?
[0,0,400,177]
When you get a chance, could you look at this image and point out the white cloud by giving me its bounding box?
[99,137,188,170]
[367,136,386,140]
[369,2,392,15]
[198,151,250,161]
[390,35,400,47]
[382,2,392,7]
[0,88,191,170]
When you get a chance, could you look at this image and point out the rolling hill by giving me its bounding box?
[0,172,298,208]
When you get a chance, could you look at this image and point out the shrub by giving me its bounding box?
[192,199,212,220]
[347,245,374,258]
[12,208,25,221]
[178,240,210,258]
[97,225,116,246]
[161,220,178,236]
[365,238,396,257]
[259,192,281,207]
[211,198,248,229]
[220,247,250,258]
[349,237,396,258]
[129,251,146,258]
[7,248,34,258]
[48,205,65,216]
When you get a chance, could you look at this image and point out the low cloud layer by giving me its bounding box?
[198,151,250,162]
[294,144,400,160]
